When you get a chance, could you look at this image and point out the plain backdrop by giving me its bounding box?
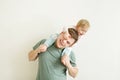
[0,0,120,80]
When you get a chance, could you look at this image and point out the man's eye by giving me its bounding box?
[67,41,70,44]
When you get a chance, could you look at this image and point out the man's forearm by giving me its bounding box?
[67,64,78,78]
[28,50,39,61]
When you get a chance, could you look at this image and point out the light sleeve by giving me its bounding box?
[44,33,59,47]
[69,51,76,67]
[61,47,72,56]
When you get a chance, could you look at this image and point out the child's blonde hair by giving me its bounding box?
[76,19,90,28]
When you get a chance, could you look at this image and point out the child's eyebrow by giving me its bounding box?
[68,35,72,38]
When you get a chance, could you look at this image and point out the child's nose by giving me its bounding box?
[79,31,85,35]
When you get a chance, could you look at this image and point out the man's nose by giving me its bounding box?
[63,40,69,46]
[64,35,69,40]
[63,40,67,44]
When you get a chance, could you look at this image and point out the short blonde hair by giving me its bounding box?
[76,19,90,28]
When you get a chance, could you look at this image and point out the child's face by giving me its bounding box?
[76,26,89,36]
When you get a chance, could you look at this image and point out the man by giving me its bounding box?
[28,28,79,80]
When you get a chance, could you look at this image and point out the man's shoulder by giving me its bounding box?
[33,39,46,50]
[36,39,47,45]
[40,39,46,43]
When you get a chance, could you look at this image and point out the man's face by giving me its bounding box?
[56,32,75,49]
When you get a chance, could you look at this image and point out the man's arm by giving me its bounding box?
[28,48,40,61]
[28,39,47,61]
[67,63,78,78]
[62,56,78,78]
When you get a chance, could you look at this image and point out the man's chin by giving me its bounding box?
[56,44,63,49]
[55,43,60,48]
[56,45,61,48]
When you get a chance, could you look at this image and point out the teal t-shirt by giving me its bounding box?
[33,39,76,80]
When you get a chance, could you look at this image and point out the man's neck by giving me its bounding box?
[54,41,64,50]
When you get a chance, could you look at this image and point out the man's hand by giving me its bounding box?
[61,54,70,66]
[61,54,78,78]
[28,44,48,61]
[38,44,47,53]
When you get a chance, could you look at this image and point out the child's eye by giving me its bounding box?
[68,35,71,38]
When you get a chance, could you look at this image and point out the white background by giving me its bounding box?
[0,0,120,80]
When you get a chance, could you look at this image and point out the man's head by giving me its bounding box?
[56,28,78,49]
[75,19,90,36]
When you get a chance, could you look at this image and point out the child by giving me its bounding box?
[38,19,90,65]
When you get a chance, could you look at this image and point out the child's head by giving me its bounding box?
[75,19,90,36]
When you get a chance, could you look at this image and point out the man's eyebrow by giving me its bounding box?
[67,41,70,44]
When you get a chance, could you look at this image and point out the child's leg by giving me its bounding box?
[44,33,58,47]
[61,47,71,56]
[61,48,72,65]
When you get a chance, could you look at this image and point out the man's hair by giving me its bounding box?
[68,28,78,44]
[76,19,90,28]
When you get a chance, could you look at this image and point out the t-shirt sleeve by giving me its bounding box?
[33,39,46,50]
[69,51,77,67]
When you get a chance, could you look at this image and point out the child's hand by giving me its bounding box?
[61,54,70,66]
[38,44,47,52]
